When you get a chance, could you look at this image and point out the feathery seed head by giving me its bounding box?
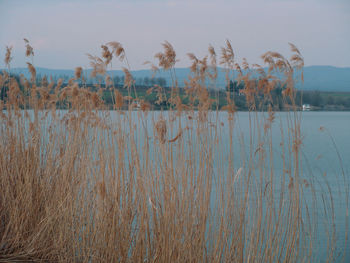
[75,67,83,79]
[107,41,125,61]
[26,62,36,83]
[5,46,13,66]
[24,39,34,57]
[155,117,167,144]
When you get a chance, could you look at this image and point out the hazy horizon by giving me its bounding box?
[4,64,350,71]
[1,0,349,70]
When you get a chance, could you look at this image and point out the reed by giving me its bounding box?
[0,40,348,262]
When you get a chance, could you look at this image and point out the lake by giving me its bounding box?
[120,110,350,262]
[3,109,349,262]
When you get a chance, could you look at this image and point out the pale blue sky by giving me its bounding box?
[0,0,349,69]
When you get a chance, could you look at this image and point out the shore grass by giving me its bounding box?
[0,40,348,262]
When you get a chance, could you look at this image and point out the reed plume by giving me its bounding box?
[0,41,347,263]
[4,46,12,66]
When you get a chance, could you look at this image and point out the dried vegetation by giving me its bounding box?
[0,39,348,262]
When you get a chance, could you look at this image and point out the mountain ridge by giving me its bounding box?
[4,65,350,92]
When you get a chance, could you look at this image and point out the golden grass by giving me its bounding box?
[0,39,348,262]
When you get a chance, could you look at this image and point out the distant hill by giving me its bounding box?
[5,65,350,92]
[301,66,350,91]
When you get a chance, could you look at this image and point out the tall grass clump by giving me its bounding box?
[0,39,348,262]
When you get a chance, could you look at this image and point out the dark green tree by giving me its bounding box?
[310,91,323,107]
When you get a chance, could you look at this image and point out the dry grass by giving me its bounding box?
[0,40,348,262]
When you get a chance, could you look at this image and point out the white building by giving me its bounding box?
[302,104,311,111]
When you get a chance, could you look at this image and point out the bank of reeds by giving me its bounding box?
[0,40,348,262]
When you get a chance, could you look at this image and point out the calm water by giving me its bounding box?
[124,110,350,262]
[219,111,349,262]
[4,110,350,261]
[104,110,349,261]
[299,112,350,262]
[301,112,350,175]
[83,110,350,261]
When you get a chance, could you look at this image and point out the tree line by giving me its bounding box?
[33,74,167,88]
[1,72,350,111]
[225,80,350,110]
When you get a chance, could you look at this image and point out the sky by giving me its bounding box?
[0,0,349,70]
